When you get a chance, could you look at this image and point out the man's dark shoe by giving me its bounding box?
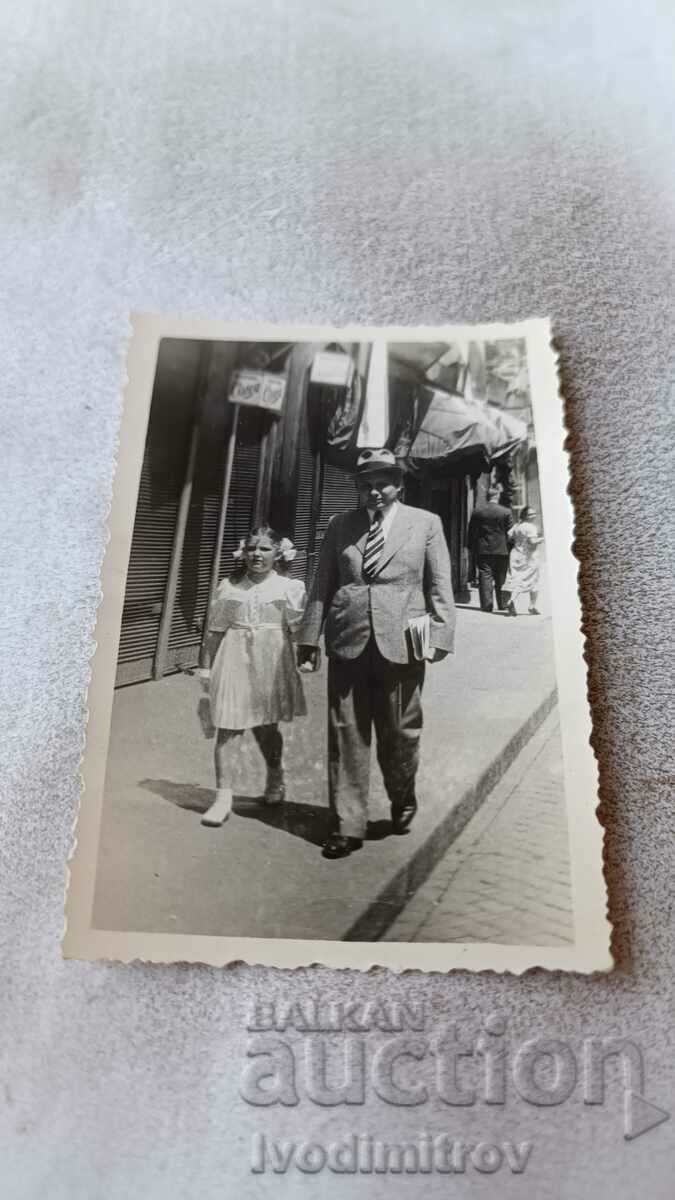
[391,800,418,835]
[322,834,363,860]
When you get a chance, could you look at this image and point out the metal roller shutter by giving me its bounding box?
[288,411,314,582]
[317,460,358,544]
[116,340,202,686]
[165,407,264,673]
[292,414,358,587]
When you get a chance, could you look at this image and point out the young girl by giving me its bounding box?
[200,527,307,826]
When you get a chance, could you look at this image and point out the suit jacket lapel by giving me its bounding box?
[372,505,412,576]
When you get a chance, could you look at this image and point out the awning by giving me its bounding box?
[485,404,528,460]
[394,386,494,467]
[393,387,527,469]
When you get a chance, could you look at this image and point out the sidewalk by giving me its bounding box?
[92,595,562,942]
[383,709,573,945]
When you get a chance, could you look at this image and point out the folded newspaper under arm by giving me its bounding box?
[408,614,431,661]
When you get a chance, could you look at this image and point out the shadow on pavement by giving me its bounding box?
[236,804,396,847]
[141,778,335,846]
[455,603,512,615]
[141,779,397,849]
[140,778,213,813]
[366,819,394,840]
[234,798,334,846]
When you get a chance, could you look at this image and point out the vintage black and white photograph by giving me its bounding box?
[65,316,610,972]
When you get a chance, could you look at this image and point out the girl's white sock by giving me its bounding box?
[201,787,232,826]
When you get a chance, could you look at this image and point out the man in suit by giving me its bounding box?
[297,448,456,859]
[467,485,513,613]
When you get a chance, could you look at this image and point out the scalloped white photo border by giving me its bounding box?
[63,314,612,973]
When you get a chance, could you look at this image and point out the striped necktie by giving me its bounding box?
[363,511,385,578]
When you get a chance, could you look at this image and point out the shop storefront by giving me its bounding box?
[115,339,370,686]
[116,336,530,687]
[387,341,530,600]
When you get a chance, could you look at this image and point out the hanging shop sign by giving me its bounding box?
[228,368,286,413]
[306,354,365,467]
[309,351,354,388]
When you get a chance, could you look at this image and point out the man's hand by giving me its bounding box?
[297,645,321,672]
[427,647,449,663]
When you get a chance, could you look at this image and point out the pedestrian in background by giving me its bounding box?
[467,484,513,612]
[507,506,543,616]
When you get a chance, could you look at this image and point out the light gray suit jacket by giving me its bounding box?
[298,503,456,665]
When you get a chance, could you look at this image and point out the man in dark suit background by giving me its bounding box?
[297,448,456,859]
[467,485,513,612]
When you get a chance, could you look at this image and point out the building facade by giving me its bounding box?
[116,339,367,685]
[116,336,534,686]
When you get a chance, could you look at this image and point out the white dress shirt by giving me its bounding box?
[366,499,399,544]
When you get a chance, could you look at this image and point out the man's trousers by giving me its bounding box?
[327,638,425,839]
[476,553,509,612]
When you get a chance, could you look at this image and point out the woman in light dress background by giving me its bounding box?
[507,506,543,616]
[200,527,308,826]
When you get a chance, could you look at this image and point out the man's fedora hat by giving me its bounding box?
[355,448,403,478]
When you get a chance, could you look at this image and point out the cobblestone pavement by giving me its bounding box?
[384,709,574,945]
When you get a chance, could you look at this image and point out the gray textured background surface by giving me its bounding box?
[2,1,674,1196]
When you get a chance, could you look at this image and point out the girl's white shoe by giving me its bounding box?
[201,788,233,826]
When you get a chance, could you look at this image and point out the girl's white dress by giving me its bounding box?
[209,572,307,730]
[508,521,540,600]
